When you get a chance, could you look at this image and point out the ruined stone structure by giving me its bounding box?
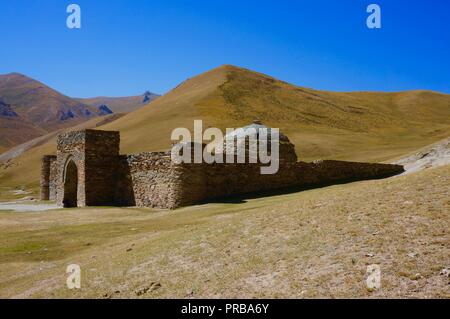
[40,155,57,201]
[40,126,404,209]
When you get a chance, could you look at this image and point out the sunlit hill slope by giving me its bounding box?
[103,65,450,160]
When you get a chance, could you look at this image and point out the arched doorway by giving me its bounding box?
[63,160,78,208]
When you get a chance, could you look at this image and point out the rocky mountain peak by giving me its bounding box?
[98,104,113,116]
[142,91,157,104]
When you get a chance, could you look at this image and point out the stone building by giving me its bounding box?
[40,125,404,209]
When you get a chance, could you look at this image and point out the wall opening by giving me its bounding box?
[63,160,78,208]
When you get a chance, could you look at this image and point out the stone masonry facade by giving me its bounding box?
[40,128,405,209]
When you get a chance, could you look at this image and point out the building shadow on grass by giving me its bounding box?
[199,172,401,206]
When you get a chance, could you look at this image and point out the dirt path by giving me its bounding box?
[0,201,58,212]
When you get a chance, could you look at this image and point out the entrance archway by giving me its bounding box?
[63,160,78,208]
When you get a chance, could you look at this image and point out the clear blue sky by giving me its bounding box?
[0,0,449,97]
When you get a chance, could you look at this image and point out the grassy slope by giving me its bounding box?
[102,65,450,160]
[0,100,48,149]
[0,165,448,298]
[1,65,450,194]
[0,116,47,149]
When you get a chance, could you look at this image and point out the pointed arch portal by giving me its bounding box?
[63,159,78,208]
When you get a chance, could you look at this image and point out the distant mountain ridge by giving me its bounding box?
[76,91,160,114]
[0,73,159,151]
[0,73,107,150]
[0,73,99,130]
[97,104,114,116]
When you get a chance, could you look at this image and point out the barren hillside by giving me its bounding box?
[0,73,103,149]
[0,100,46,149]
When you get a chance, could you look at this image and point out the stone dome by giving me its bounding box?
[224,120,290,142]
[222,121,298,162]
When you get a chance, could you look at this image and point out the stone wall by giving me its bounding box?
[115,152,183,209]
[53,129,120,207]
[49,157,57,200]
[299,160,404,185]
[84,130,120,206]
[174,160,404,207]
[55,130,87,207]
[40,155,57,200]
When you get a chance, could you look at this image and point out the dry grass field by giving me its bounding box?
[0,165,448,299]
